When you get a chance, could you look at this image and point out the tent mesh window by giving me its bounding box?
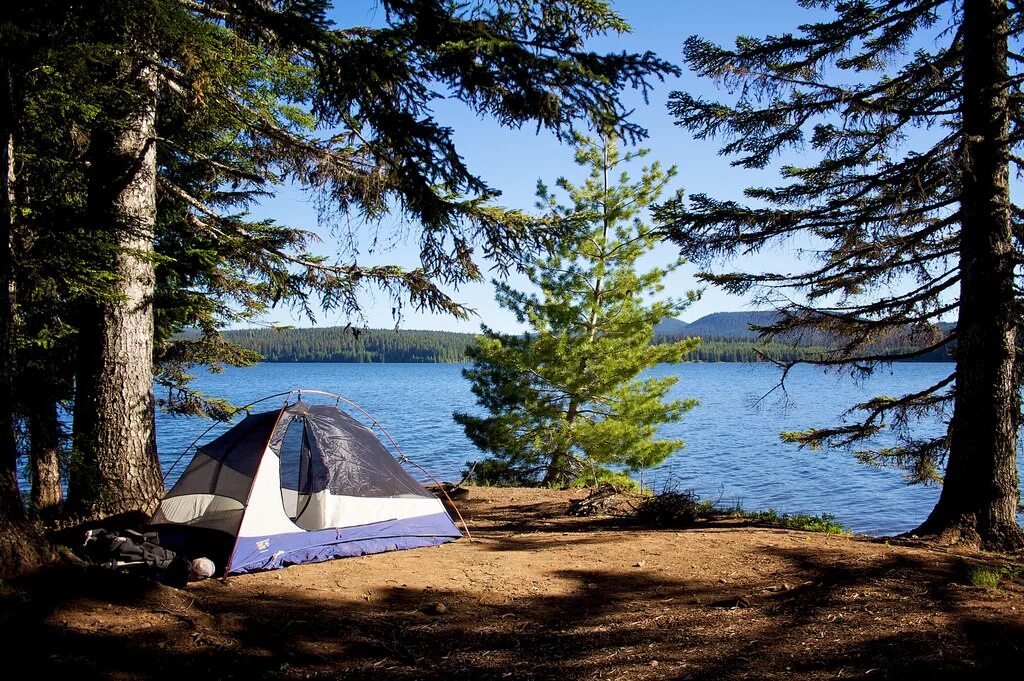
[278,417,315,522]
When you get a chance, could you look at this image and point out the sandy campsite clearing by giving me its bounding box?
[3,487,1024,680]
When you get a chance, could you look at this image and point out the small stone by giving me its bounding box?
[718,578,728,584]
[650,660,659,667]
[633,560,647,568]
[430,602,447,615]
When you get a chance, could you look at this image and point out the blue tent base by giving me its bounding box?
[228,512,462,574]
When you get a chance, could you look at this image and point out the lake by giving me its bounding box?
[154,361,1023,537]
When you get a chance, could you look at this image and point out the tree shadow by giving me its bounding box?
[459,494,738,552]
[6,513,1023,680]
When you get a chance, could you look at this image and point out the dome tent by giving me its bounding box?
[150,392,462,574]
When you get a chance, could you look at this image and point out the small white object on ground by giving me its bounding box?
[189,557,216,581]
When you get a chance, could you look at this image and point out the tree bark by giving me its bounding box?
[0,65,24,523]
[28,384,62,521]
[542,452,570,486]
[913,0,1024,550]
[67,58,164,520]
[544,400,578,487]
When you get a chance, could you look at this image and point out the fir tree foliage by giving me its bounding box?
[656,0,1024,548]
[150,0,678,321]
[456,135,698,487]
[95,0,677,413]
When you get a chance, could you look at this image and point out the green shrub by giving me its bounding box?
[577,469,644,492]
[712,505,850,535]
[968,566,1002,589]
[630,486,851,535]
[467,457,645,491]
[756,511,850,535]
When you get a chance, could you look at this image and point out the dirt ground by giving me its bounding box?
[3,487,1024,680]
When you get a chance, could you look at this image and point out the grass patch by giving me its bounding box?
[736,509,851,535]
[628,487,851,535]
[968,566,1002,589]
[1000,565,1024,583]
[966,564,1024,589]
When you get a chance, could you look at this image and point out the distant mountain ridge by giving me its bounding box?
[656,311,782,339]
[652,317,689,336]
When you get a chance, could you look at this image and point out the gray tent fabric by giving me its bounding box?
[151,410,280,535]
[151,400,462,574]
[281,404,433,499]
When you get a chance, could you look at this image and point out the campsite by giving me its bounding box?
[5,2,1024,679]
[3,486,1023,680]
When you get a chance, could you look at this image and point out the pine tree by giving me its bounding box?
[656,1,1024,549]
[0,1,91,524]
[456,135,698,487]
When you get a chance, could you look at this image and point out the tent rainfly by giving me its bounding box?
[150,399,462,574]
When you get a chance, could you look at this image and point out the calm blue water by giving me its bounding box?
[154,362,1024,537]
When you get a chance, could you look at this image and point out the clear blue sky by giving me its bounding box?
[246,1,856,333]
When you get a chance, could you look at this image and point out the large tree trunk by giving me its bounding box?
[543,400,578,487]
[913,0,1024,550]
[27,381,62,521]
[0,65,24,523]
[67,58,163,520]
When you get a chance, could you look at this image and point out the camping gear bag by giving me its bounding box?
[81,528,191,586]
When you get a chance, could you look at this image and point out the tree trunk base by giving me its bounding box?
[0,521,57,580]
[906,514,1024,553]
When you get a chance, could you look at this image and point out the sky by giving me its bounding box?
[244,1,894,334]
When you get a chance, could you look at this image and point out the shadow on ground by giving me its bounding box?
[5,492,1023,681]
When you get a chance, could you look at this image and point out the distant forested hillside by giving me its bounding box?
[223,327,476,363]
[655,312,954,362]
[220,311,954,363]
